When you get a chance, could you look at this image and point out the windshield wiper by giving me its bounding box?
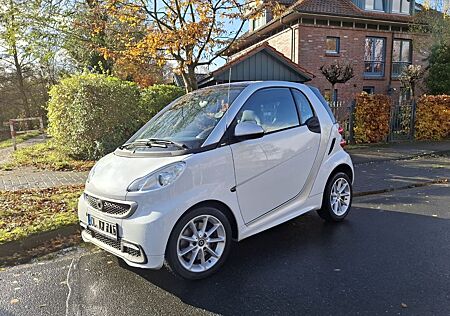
[146,138,189,149]
[119,138,188,150]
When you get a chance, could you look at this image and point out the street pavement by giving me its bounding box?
[1,182,449,316]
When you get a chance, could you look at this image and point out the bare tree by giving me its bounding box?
[320,62,354,103]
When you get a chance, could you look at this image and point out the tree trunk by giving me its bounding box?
[331,83,336,104]
[12,44,31,118]
[8,5,31,119]
[181,64,198,93]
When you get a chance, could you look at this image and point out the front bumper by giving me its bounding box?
[78,193,167,269]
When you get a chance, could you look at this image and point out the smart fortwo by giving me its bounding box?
[78,81,354,279]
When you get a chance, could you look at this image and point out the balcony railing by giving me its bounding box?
[392,61,411,78]
[364,61,385,77]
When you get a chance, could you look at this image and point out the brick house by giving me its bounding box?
[226,0,429,103]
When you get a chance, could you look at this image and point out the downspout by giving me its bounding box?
[280,15,295,61]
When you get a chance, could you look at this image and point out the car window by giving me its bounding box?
[236,88,300,133]
[291,89,315,125]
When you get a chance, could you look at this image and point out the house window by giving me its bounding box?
[363,86,375,94]
[392,0,410,14]
[326,37,340,54]
[365,0,385,11]
[253,10,267,30]
[392,39,412,78]
[364,37,386,77]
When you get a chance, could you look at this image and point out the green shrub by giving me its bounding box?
[427,44,450,95]
[48,74,142,160]
[140,84,184,120]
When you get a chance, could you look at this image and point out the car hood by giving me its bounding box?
[85,152,189,199]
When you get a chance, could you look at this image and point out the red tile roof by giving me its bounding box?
[292,0,413,23]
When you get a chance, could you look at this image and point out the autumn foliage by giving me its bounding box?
[354,94,392,143]
[415,95,450,140]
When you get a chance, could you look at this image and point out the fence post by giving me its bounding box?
[348,100,355,144]
[38,116,45,140]
[9,120,16,151]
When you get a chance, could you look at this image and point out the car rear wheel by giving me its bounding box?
[166,206,232,280]
[317,172,352,222]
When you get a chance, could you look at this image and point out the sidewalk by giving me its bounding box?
[0,135,88,190]
[346,140,450,195]
[348,140,450,165]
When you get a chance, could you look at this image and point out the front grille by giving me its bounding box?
[85,229,146,263]
[89,230,121,250]
[85,193,132,216]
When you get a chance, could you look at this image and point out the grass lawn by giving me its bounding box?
[0,131,41,149]
[0,185,84,244]
[1,140,95,171]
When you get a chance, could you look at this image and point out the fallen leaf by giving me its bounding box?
[10,298,19,304]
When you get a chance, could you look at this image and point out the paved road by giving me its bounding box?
[1,184,449,316]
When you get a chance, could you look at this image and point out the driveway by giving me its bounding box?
[1,183,449,316]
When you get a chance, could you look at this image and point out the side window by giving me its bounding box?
[291,89,315,125]
[236,88,299,133]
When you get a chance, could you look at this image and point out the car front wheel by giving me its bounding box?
[166,206,232,280]
[317,172,352,222]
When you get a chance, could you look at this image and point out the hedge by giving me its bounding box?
[48,75,185,160]
[48,74,142,160]
[354,93,391,143]
[415,95,450,140]
[140,85,184,119]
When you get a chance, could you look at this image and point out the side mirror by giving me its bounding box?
[234,121,264,140]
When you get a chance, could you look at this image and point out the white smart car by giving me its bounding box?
[78,81,353,279]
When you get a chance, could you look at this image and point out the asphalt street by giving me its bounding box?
[1,183,449,316]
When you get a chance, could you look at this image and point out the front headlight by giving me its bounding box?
[127,162,186,192]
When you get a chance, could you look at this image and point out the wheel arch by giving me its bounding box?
[329,163,354,183]
[171,200,239,242]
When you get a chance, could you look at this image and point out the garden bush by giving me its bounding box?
[48,74,142,160]
[354,93,391,143]
[140,84,184,119]
[415,95,450,140]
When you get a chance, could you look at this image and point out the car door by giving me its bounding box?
[230,87,321,223]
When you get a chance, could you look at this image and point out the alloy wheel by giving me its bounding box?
[176,215,226,273]
[330,177,351,216]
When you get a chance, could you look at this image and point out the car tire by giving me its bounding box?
[166,206,232,280]
[317,172,353,222]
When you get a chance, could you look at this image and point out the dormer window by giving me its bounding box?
[251,9,268,31]
[365,0,385,11]
[392,0,410,14]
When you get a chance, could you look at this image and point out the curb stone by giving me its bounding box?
[0,224,80,263]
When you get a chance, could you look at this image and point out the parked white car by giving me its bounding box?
[78,81,354,279]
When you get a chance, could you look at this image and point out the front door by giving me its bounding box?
[230,88,321,223]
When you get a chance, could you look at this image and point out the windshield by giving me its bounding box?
[130,85,245,150]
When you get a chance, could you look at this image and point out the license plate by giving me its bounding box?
[87,214,118,240]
